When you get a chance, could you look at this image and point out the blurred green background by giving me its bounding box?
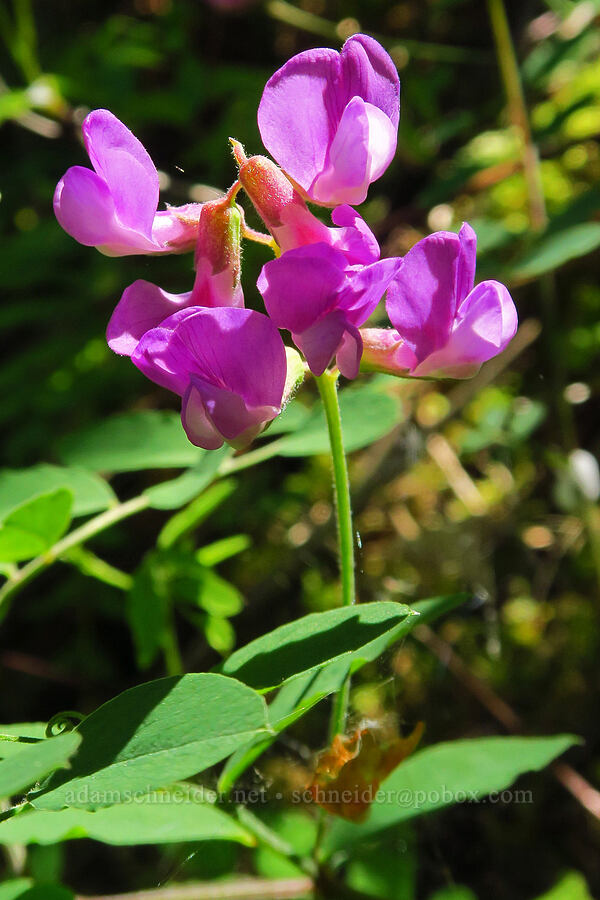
[1,0,599,897]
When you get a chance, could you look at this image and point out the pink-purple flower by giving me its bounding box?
[54,109,201,257]
[257,239,401,380]
[107,199,244,356]
[361,223,518,378]
[132,307,287,449]
[258,34,400,207]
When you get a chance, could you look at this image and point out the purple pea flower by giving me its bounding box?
[107,198,244,356]
[361,224,518,378]
[132,307,287,450]
[258,34,400,207]
[54,109,201,257]
[257,242,401,380]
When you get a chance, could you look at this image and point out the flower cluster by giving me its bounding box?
[54,35,518,450]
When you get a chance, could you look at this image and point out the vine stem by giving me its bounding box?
[316,370,356,741]
[0,495,150,616]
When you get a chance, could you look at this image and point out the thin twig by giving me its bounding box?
[77,879,314,900]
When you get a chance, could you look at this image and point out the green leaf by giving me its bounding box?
[157,479,237,549]
[0,724,47,758]
[324,735,580,854]
[222,601,417,692]
[254,809,317,879]
[346,832,416,900]
[196,534,251,567]
[204,615,236,655]
[262,399,312,436]
[145,446,232,509]
[126,555,170,670]
[0,466,115,519]
[0,733,81,799]
[275,384,401,457]
[410,593,468,625]
[509,223,600,281]
[218,666,350,794]
[0,880,34,900]
[32,674,269,810]
[8,888,72,900]
[428,889,477,900]
[58,411,202,472]
[0,490,73,563]
[534,872,595,900]
[0,792,255,847]
[193,567,243,617]
[218,595,467,793]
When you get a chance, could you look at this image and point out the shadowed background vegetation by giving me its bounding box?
[1,0,600,897]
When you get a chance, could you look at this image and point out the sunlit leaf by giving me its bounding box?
[222,601,417,692]
[32,674,269,810]
[145,446,232,509]
[324,735,580,853]
[0,490,73,563]
[0,733,81,799]
[0,792,255,846]
[0,466,115,519]
[58,411,202,471]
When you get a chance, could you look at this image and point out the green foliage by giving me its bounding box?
[510,223,600,281]
[253,809,317,879]
[1,0,599,894]
[127,548,244,668]
[32,675,268,810]
[58,411,202,471]
[345,834,417,900]
[0,881,35,900]
[242,377,402,463]
[222,601,417,692]
[428,889,477,900]
[0,878,73,900]
[145,447,232,510]
[534,872,595,900]
[0,490,72,562]
[0,734,80,799]
[0,466,115,519]
[324,735,580,853]
[0,793,255,847]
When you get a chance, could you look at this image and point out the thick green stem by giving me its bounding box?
[316,371,356,741]
[316,371,356,609]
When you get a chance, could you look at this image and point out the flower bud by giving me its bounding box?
[107,195,244,357]
[235,149,330,253]
[191,197,243,307]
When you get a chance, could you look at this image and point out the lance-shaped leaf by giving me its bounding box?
[0,734,81,799]
[218,594,467,793]
[324,734,580,854]
[32,674,269,810]
[0,791,255,846]
[222,601,417,692]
